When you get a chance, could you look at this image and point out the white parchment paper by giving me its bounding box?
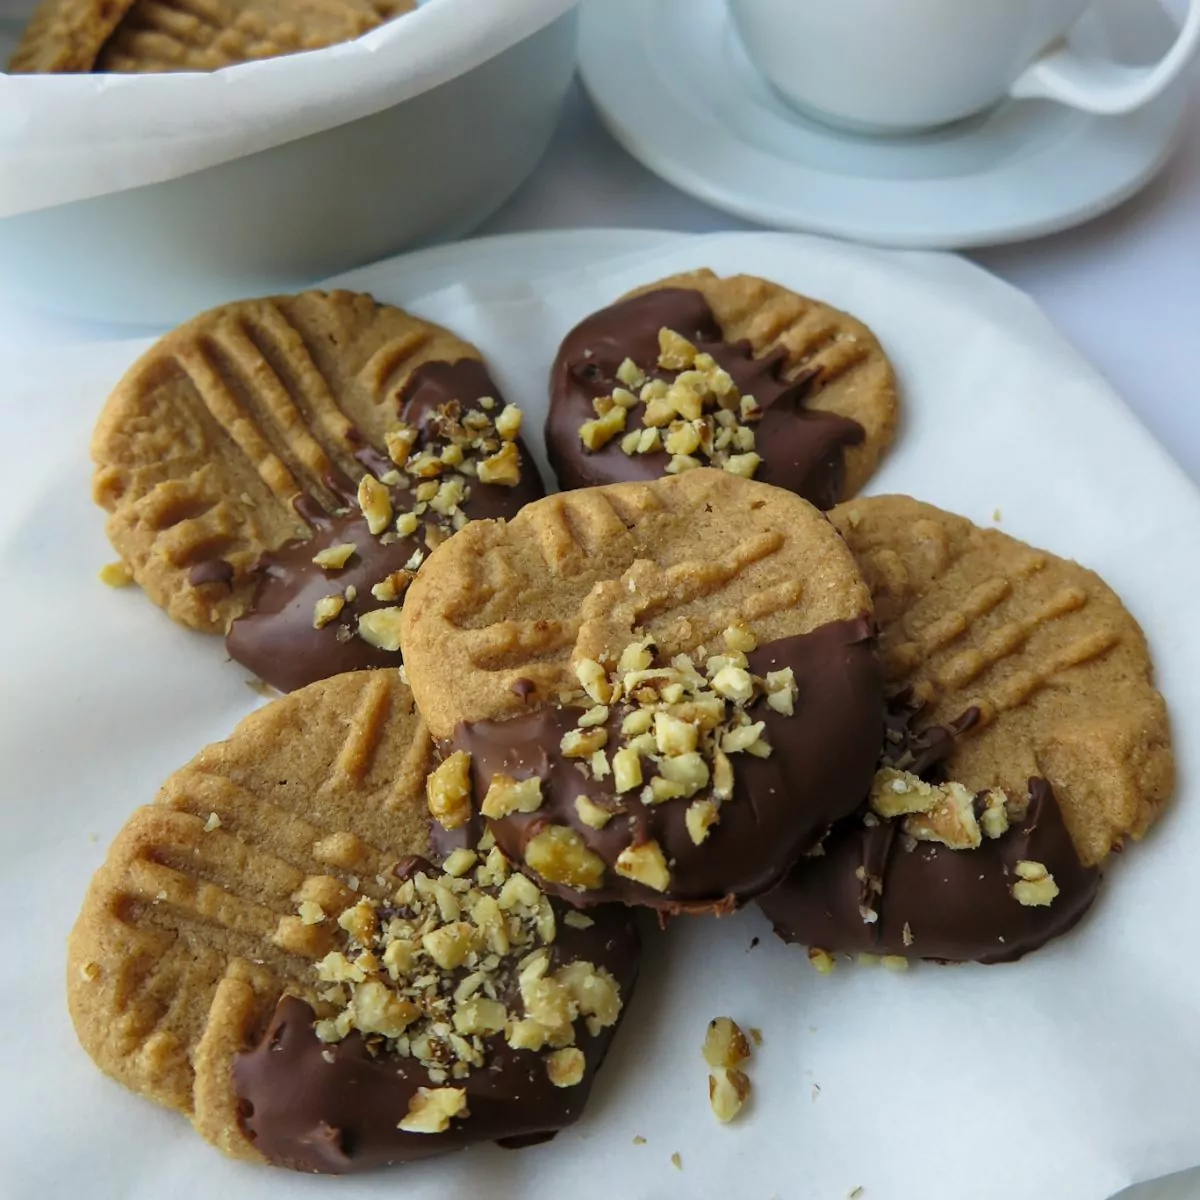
[0,0,575,217]
[1,232,1198,1200]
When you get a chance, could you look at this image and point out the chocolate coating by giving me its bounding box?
[758,699,1103,963]
[547,288,864,510]
[234,862,640,1174]
[444,619,883,911]
[188,558,234,587]
[225,360,544,693]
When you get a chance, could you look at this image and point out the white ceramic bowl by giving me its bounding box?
[0,1,579,323]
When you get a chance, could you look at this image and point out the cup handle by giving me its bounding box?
[1009,0,1200,114]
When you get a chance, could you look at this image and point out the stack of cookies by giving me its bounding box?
[7,0,413,73]
[71,273,1173,1174]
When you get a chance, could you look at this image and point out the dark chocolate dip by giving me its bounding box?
[546,288,864,510]
[224,360,544,693]
[234,859,640,1174]
[757,697,1102,963]
[441,619,884,912]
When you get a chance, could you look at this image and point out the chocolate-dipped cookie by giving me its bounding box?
[759,696,1102,963]
[92,290,543,692]
[758,496,1174,964]
[546,270,898,509]
[401,469,884,912]
[67,672,639,1172]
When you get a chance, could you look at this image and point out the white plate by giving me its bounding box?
[326,227,690,298]
[2,230,1199,1200]
[579,0,1189,249]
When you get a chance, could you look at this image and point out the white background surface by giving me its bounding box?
[4,231,1200,1200]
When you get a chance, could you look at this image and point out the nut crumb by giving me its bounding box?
[312,542,357,571]
[203,812,221,833]
[1011,860,1059,906]
[357,607,405,652]
[703,1016,751,1069]
[79,961,100,982]
[671,1152,683,1171]
[632,1135,647,1146]
[99,561,133,588]
[426,751,472,831]
[708,1067,751,1123]
[397,1086,467,1134]
[807,947,836,975]
[312,593,345,629]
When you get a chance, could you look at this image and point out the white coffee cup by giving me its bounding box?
[727,0,1200,134]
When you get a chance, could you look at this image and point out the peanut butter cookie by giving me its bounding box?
[67,671,639,1172]
[7,0,137,71]
[759,496,1172,963]
[92,289,543,691]
[402,469,884,912]
[94,0,412,73]
[546,269,898,509]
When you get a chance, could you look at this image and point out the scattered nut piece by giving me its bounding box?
[723,624,757,653]
[312,593,345,629]
[616,357,646,388]
[723,452,761,479]
[614,840,671,892]
[385,426,418,466]
[357,475,393,535]
[807,947,836,975]
[494,404,523,441]
[708,1068,751,1123]
[441,848,478,878]
[426,751,473,831]
[545,1046,586,1088]
[371,570,412,603]
[575,794,614,829]
[525,826,607,890]
[99,561,134,588]
[298,900,325,925]
[203,811,222,833]
[703,1017,751,1069]
[880,956,909,972]
[561,727,608,758]
[579,406,628,451]
[685,798,720,845]
[397,1086,468,1134]
[658,328,697,370]
[481,773,544,819]
[574,658,612,704]
[356,606,405,652]
[312,542,357,570]
[1011,860,1060,907]
[477,441,522,487]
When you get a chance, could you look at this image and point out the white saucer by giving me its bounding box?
[579,0,1190,248]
